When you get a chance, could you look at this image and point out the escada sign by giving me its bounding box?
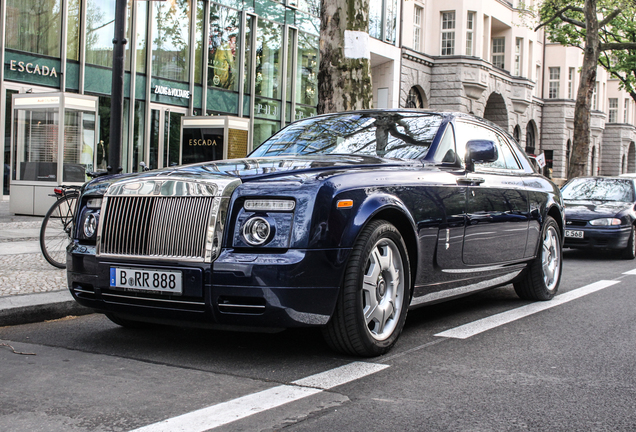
[8,60,58,77]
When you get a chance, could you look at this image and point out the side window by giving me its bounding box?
[433,123,457,164]
[496,135,522,170]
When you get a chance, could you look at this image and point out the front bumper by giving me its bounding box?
[67,243,350,329]
[563,225,632,250]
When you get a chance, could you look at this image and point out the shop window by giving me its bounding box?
[86,0,116,67]
[152,0,191,82]
[256,19,283,100]
[208,4,241,91]
[296,32,319,106]
[67,0,81,62]
[134,1,148,74]
[6,0,61,58]
[370,0,398,44]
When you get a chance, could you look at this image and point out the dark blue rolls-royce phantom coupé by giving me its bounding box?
[68,110,564,356]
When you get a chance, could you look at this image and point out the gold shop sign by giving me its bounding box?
[8,60,58,77]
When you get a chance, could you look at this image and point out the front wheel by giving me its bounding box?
[323,220,411,357]
[514,216,562,301]
[40,194,78,269]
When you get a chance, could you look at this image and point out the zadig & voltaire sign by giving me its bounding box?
[154,85,191,99]
[8,60,58,77]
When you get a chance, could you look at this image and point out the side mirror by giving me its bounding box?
[465,140,498,172]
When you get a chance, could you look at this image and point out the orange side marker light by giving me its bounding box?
[337,199,354,209]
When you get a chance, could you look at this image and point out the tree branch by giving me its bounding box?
[535,5,585,31]
[600,42,636,51]
[598,8,623,28]
[556,13,586,29]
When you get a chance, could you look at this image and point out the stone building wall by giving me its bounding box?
[541,101,574,180]
[400,50,434,108]
[602,124,636,176]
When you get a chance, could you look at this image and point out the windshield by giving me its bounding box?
[251,112,443,159]
[561,178,635,202]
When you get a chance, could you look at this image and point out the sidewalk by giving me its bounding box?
[0,199,91,326]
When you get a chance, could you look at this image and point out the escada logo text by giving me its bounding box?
[9,60,58,77]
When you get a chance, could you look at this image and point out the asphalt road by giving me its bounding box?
[1,248,635,432]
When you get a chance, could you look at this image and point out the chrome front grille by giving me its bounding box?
[99,195,217,261]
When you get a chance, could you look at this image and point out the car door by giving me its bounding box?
[454,120,530,265]
[429,122,467,271]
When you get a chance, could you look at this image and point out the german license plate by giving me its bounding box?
[110,267,182,295]
[565,230,584,238]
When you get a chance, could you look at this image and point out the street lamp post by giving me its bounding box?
[108,0,128,174]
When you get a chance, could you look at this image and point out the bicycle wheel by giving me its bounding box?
[40,194,78,269]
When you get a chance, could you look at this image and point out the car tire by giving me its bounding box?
[105,313,155,329]
[322,220,411,357]
[514,216,562,301]
[622,226,636,260]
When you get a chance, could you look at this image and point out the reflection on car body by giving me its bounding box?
[68,110,564,356]
[561,176,636,259]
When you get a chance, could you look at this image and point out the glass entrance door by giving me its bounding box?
[149,105,187,170]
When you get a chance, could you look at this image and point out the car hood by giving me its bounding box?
[82,155,422,196]
[148,155,420,180]
[564,200,633,220]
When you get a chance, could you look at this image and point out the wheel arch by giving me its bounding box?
[547,204,564,238]
[344,202,419,294]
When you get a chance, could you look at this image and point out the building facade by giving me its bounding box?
[396,0,636,183]
[1,0,325,202]
[3,0,636,204]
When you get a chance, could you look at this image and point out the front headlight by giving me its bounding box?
[233,197,296,248]
[242,217,272,246]
[589,218,622,226]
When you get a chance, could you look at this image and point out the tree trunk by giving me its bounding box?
[568,0,600,179]
[317,0,373,114]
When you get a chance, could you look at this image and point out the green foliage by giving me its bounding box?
[538,0,636,97]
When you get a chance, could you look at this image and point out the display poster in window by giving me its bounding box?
[181,128,224,165]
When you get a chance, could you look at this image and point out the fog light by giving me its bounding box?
[83,213,98,238]
[243,217,271,246]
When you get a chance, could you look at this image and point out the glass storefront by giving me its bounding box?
[2,0,320,196]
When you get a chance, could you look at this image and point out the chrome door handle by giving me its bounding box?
[457,177,485,186]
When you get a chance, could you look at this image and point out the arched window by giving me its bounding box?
[513,125,521,143]
[623,155,627,174]
[406,87,425,108]
[525,125,535,155]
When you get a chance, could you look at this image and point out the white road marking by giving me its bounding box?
[622,269,636,275]
[129,362,389,432]
[435,280,620,339]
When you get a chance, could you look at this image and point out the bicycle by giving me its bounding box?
[39,171,110,268]
[39,185,82,269]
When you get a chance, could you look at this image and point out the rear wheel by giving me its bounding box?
[323,220,411,357]
[514,216,561,301]
[622,226,635,260]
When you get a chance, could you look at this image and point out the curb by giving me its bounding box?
[0,290,92,327]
